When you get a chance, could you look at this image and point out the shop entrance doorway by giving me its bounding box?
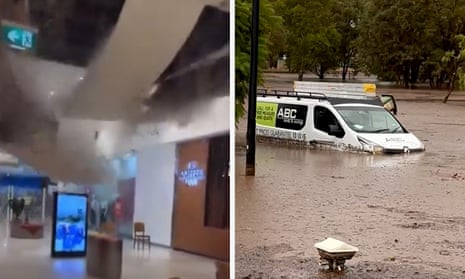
[172,134,229,260]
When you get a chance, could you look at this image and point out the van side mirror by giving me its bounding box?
[328,124,345,138]
[381,95,398,115]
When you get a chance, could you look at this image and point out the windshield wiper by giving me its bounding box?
[370,128,391,133]
[369,127,403,133]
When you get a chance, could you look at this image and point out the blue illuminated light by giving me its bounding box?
[178,161,205,187]
[53,194,88,254]
[1,21,37,52]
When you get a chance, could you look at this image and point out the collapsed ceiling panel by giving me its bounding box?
[63,0,229,125]
[0,0,230,185]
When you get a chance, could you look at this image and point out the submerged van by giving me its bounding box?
[256,81,425,154]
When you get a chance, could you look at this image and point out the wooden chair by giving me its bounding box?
[133,222,151,250]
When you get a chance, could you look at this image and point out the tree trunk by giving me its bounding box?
[410,62,420,88]
[318,66,325,80]
[443,73,456,103]
[395,74,401,85]
[342,61,349,81]
[443,86,453,103]
[403,67,410,89]
[403,79,410,89]
[268,57,274,69]
[298,71,304,81]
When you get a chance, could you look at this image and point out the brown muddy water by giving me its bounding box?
[236,101,465,278]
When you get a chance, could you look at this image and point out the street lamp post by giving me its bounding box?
[245,0,260,176]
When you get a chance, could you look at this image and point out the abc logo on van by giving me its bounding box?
[256,102,307,131]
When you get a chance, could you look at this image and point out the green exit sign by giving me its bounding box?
[1,20,38,52]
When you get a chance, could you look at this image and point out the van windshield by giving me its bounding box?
[335,106,406,134]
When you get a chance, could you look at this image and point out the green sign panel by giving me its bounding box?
[256,102,278,127]
[1,20,37,52]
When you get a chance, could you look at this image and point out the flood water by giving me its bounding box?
[236,101,465,278]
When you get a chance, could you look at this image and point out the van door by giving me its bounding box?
[311,105,346,145]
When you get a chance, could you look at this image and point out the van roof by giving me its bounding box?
[333,103,384,109]
[328,97,383,107]
[257,89,383,107]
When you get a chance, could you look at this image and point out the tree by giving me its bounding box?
[278,0,341,80]
[424,0,465,89]
[267,20,287,69]
[357,0,435,88]
[442,34,465,103]
[265,0,288,69]
[357,0,465,89]
[235,0,281,124]
[332,0,365,81]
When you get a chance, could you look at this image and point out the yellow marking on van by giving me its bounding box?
[362,83,376,94]
[256,102,278,127]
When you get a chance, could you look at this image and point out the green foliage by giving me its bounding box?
[262,0,465,88]
[458,34,465,90]
[357,0,465,88]
[357,0,429,87]
[263,0,364,80]
[235,0,282,124]
[427,0,465,88]
[236,0,465,114]
[331,0,365,80]
[441,34,465,102]
[278,0,341,79]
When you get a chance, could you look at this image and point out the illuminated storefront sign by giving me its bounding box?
[178,161,205,187]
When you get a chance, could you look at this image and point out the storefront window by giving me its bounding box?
[0,175,48,225]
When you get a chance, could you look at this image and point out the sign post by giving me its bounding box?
[246,0,260,176]
[1,20,38,53]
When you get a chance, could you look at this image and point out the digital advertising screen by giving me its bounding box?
[50,192,88,258]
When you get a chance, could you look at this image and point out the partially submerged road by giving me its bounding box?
[236,74,465,278]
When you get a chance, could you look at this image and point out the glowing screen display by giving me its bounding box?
[51,193,88,257]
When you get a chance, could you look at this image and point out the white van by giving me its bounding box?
[255,82,425,154]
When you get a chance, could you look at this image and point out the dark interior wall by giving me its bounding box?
[204,134,229,229]
[1,0,126,66]
[171,136,229,261]
[0,0,29,22]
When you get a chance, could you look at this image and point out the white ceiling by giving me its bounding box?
[0,0,229,184]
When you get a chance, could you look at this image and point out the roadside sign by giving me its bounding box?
[1,20,38,52]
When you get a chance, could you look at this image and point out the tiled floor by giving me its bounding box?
[0,225,216,279]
